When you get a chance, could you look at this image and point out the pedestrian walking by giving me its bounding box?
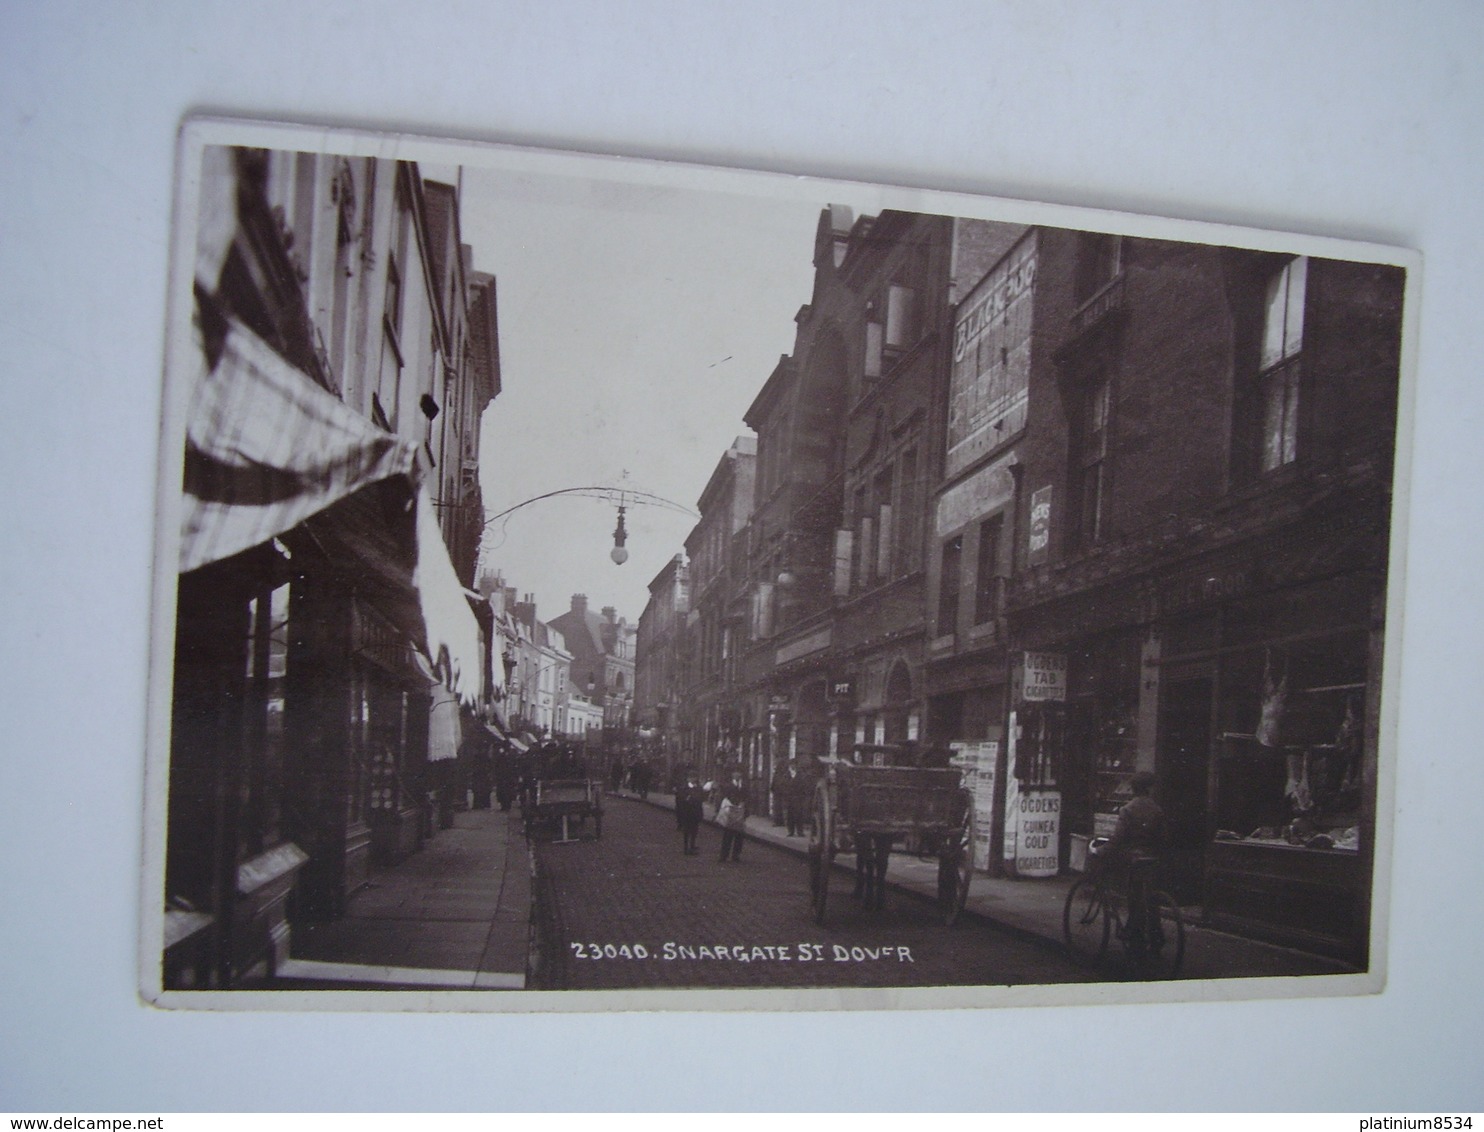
[675,771,705,856]
[494,749,519,812]
[779,758,808,837]
[673,762,695,829]
[715,770,748,863]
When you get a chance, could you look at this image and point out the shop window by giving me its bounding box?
[937,535,963,636]
[242,581,291,856]
[1259,256,1307,472]
[973,514,1004,625]
[1014,700,1068,786]
[1215,633,1366,852]
[1072,376,1112,550]
[368,742,398,817]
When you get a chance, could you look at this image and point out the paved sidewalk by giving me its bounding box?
[270,806,532,990]
[619,788,1359,981]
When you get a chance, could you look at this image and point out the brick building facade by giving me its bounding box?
[634,206,1405,962]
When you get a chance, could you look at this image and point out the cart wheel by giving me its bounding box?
[938,793,976,927]
[807,783,833,925]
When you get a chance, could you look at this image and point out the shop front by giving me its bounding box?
[1138,499,1386,964]
[1193,573,1378,964]
[925,651,1009,872]
[1010,514,1383,963]
[167,317,485,984]
[1060,632,1151,881]
[1007,569,1154,885]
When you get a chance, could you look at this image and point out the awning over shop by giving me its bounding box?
[180,319,422,574]
[179,315,485,705]
[428,688,462,763]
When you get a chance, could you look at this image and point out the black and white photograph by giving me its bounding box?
[11,2,1484,1116]
[143,119,1415,1011]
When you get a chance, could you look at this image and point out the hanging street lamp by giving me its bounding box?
[610,503,629,565]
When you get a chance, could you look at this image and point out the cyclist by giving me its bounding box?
[1096,770,1169,953]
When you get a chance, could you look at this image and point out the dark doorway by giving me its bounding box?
[1157,674,1213,904]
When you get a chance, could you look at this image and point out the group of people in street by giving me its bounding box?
[609,755,654,798]
[661,757,819,862]
[669,765,747,860]
[464,737,594,814]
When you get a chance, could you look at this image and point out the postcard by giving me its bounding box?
[142,116,1418,1011]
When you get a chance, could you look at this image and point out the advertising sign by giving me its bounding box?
[1014,789,1062,877]
[1028,484,1052,566]
[949,740,999,871]
[935,453,1017,537]
[1022,651,1067,702]
[946,235,1037,476]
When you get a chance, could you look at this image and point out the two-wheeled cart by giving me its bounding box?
[524,778,604,843]
[806,761,975,926]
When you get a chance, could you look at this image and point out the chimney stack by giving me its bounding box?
[571,594,588,615]
[602,606,616,623]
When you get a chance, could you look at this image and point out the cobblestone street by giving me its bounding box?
[531,796,1098,990]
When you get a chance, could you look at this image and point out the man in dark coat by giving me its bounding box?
[675,769,706,855]
[1097,770,1169,949]
[772,758,809,837]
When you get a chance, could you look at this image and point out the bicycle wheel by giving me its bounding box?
[1062,876,1111,964]
[1140,890,1186,979]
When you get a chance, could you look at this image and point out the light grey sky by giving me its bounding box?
[460,165,823,625]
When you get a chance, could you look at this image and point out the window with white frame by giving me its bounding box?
[863,318,883,382]
[1259,256,1307,472]
[885,283,919,353]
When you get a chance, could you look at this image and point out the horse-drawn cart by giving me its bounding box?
[806,760,975,926]
[524,777,604,843]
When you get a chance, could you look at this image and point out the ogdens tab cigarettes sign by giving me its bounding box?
[1021,651,1067,702]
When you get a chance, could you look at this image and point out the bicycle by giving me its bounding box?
[1062,837,1185,978]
